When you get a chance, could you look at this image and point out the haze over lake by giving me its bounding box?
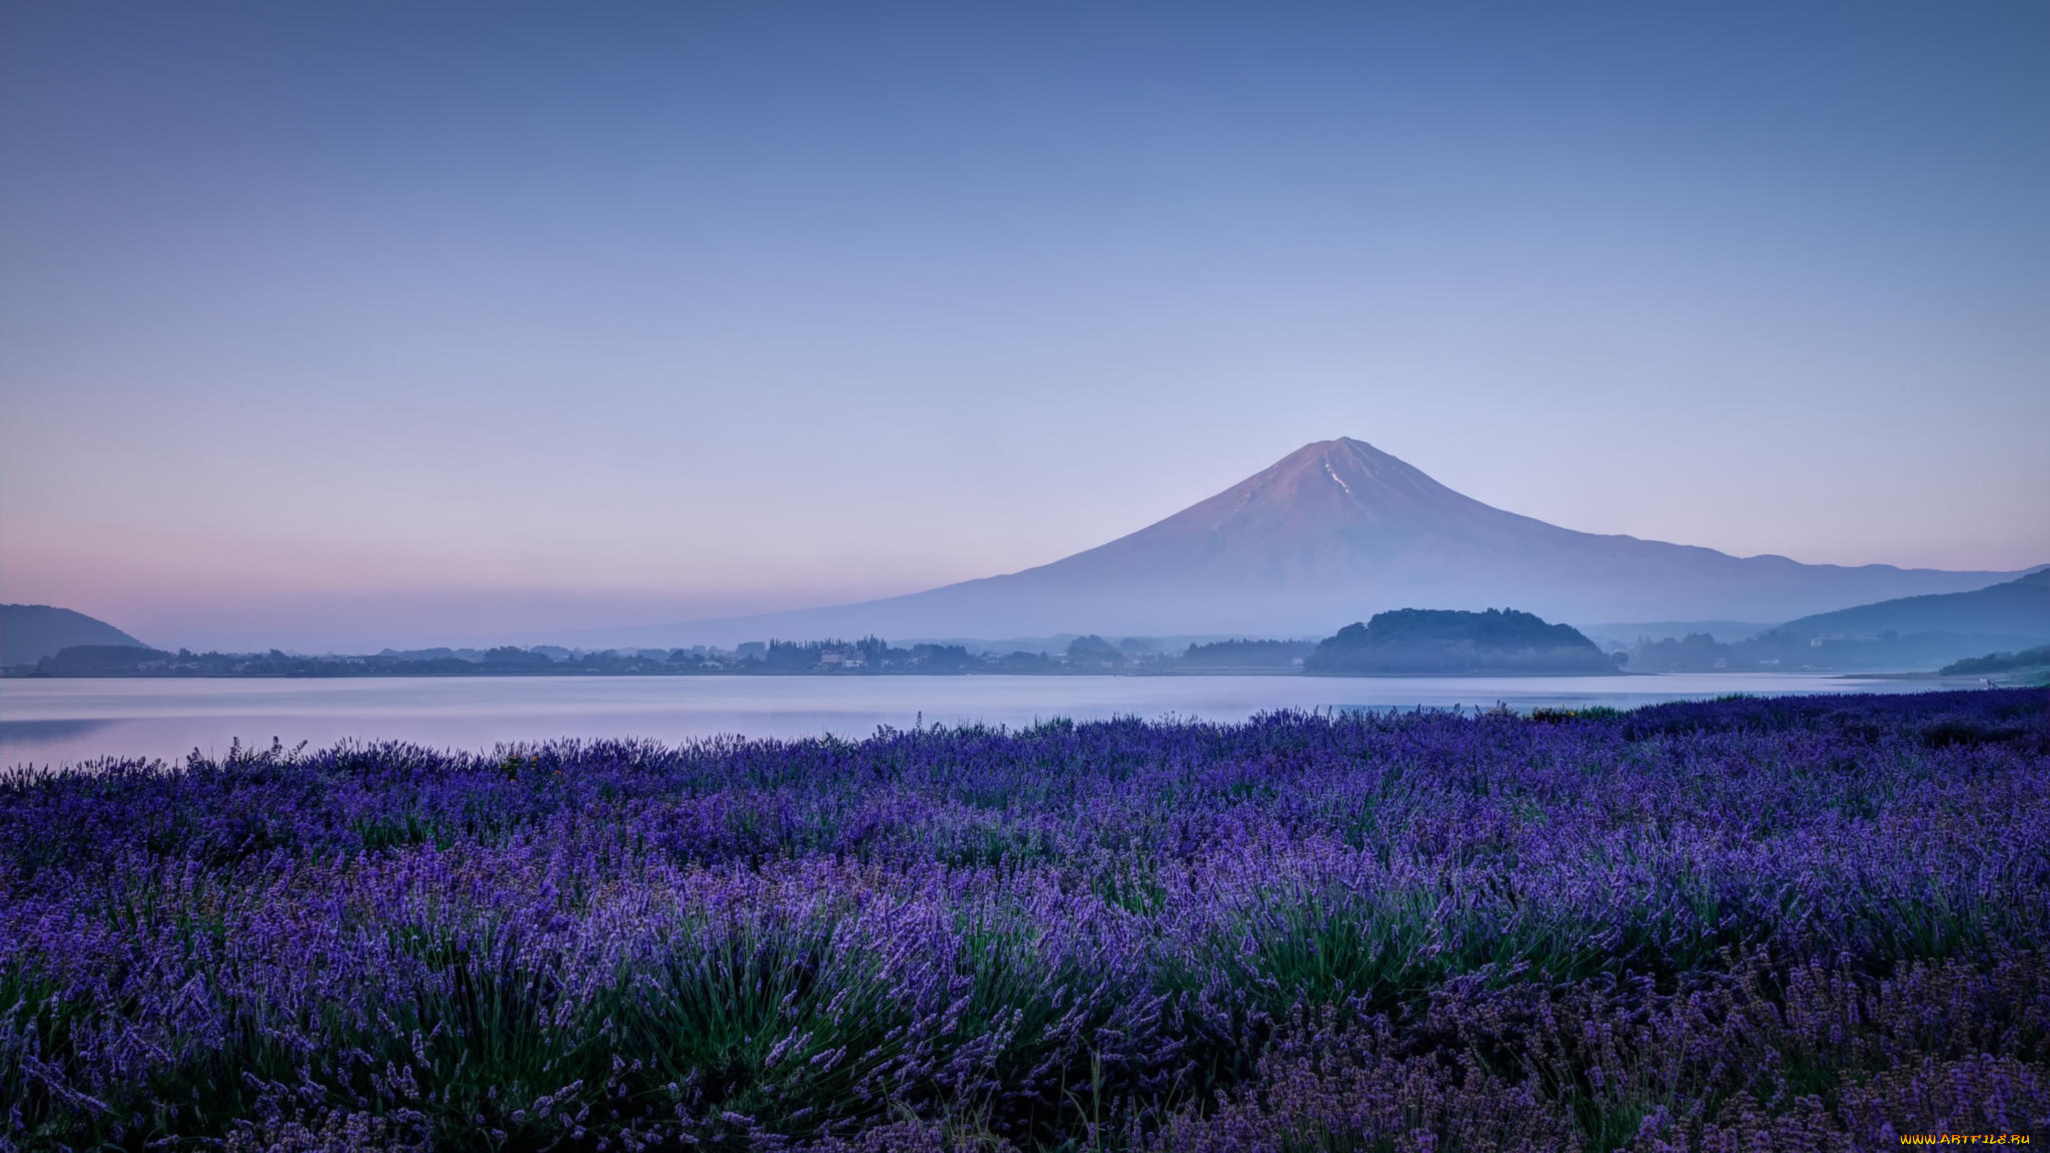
[1,672,1949,770]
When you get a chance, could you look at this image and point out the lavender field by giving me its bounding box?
[4,690,2047,1151]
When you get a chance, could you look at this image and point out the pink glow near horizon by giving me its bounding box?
[4,4,2047,650]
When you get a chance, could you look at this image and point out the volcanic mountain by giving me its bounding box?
[635,439,2031,645]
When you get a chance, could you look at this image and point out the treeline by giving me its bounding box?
[1939,644,2050,676]
[1177,638,1314,668]
[12,634,1318,678]
[1626,628,2046,673]
[17,645,689,679]
[70,608,2034,679]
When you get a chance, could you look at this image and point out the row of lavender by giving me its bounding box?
[3,690,2047,1150]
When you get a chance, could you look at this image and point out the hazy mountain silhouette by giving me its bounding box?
[1,604,149,667]
[1772,567,2050,641]
[616,439,2033,645]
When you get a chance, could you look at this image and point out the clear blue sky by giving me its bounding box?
[3,1,2046,650]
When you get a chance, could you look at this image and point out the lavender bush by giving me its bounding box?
[3,689,2046,1150]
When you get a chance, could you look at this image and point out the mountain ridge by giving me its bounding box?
[1,604,150,667]
[593,439,2033,647]
[1773,568,2050,641]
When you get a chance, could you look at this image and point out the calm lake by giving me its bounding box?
[0,672,1957,770]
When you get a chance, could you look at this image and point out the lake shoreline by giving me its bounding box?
[4,671,1958,770]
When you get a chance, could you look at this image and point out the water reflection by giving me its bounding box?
[2,673,1953,770]
[0,717,122,755]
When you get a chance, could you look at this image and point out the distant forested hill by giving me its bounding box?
[1,605,149,667]
[1941,645,2050,676]
[1306,608,1617,675]
[1624,570,2050,673]
[1774,568,2050,640]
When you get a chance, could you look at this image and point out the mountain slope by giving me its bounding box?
[618,439,2031,645]
[1772,568,2050,640]
[1,605,150,667]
